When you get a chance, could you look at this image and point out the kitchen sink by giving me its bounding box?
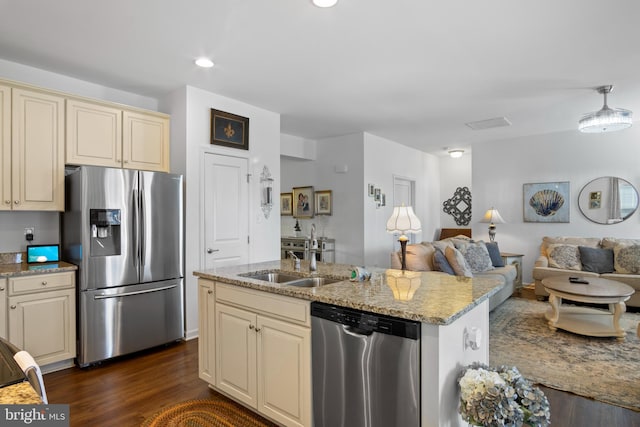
[284,277,341,288]
[241,272,303,283]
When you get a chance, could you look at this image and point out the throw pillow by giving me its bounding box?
[432,248,455,275]
[403,244,434,271]
[445,246,473,278]
[547,244,581,270]
[457,241,494,273]
[485,241,505,267]
[613,244,640,274]
[578,246,614,274]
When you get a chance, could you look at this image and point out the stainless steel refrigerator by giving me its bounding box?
[62,166,184,367]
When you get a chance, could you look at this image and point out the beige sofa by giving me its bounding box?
[533,236,640,308]
[390,237,517,311]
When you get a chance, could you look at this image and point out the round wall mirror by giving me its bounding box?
[578,177,639,224]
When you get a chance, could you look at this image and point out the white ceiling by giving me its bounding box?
[1,0,639,155]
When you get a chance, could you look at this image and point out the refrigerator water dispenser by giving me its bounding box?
[90,209,121,256]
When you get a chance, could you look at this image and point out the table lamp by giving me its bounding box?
[480,207,505,242]
[386,205,422,270]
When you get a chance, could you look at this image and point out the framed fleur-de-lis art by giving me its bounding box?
[210,108,249,150]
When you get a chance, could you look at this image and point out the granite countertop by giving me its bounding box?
[0,381,42,404]
[0,261,77,277]
[193,259,505,325]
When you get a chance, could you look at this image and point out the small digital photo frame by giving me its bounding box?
[26,244,60,264]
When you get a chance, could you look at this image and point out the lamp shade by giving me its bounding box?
[386,206,422,234]
[480,207,505,224]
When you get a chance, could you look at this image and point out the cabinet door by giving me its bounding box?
[66,99,122,168]
[122,110,169,172]
[215,303,257,408]
[198,279,216,384]
[12,88,65,211]
[0,279,6,339]
[8,288,76,366]
[257,316,311,427]
[0,85,9,211]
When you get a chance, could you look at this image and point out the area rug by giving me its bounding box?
[490,298,640,411]
[141,398,277,427]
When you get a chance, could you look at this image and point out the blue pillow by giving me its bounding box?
[579,246,614,273]
[433,248,455,275]
[485,242,504,267]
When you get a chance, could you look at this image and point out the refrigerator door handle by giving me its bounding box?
[93,284,177,299]
[133,188,139,269]
[140,189,146,266]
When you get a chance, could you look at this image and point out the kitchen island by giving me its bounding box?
[194,259,505,427]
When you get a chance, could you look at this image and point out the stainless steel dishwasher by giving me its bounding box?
[311,301,421,427]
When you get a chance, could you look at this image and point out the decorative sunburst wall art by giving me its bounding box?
[443,186,472,226]
[523,182,570,222]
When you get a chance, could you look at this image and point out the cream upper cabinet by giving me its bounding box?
[66,99,122,168]
[198,279,216,385]
[122,110,170,172]
[66,100,169,172]
[0,85,10,211]
[8,87,65,211]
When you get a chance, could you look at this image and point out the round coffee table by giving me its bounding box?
[542,276,634,341]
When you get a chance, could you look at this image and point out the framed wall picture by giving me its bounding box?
[523,181,570,222]
[210,108,249,150]
[315,190,332,215]
[280,193,293,215]
[293,186,314,218]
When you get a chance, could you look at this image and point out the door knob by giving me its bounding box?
[206,248,219,254]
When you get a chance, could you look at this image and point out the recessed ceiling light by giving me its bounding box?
[195,57,214,68]
[448,149,464,158]
[312,0,338,7]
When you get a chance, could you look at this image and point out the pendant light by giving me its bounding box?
[578,85,633,133]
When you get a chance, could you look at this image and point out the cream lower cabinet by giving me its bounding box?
[198,279,216,384]
[7,272,76,366]
[213,282,311,427]
[0,278,7,340]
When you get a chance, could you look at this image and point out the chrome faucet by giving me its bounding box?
[309,224,317,272]
[288,251,300,271]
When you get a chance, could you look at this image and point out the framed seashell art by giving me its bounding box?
[523,182,570,222]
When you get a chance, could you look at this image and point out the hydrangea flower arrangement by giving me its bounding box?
[458,362,551,427]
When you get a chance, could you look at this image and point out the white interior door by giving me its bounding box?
[203,153,249,269]
[393,177,417,246]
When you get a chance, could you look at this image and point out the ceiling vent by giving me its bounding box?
[465,117,512,130]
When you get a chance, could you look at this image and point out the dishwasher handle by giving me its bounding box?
[342,324,374,337]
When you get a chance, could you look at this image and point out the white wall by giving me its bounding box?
[162,85,281,338]
[0,59,161,252]
[281,133,365,265]
[439,153,472,233]
[472,126,640,284]
[0,59,158,110]
[363,133,440,267]
[282,132,440,268]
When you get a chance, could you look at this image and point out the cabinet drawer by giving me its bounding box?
[216,283,310,327]
[9,271,75,295]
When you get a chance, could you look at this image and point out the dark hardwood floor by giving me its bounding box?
[43,339,249,426]
[44,323,640,426]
